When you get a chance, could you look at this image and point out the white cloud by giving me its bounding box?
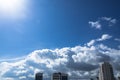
[87,40,95,46]
[0,56,25,62]
[97,34,112,41]
[0,34,120,80]
[89,21,101,29]
[2,77,14,80]
[118,45,120,49]
[19,76,26,80]
[115,38,120,42]
[101,17,117,26]
[89,17,117,30]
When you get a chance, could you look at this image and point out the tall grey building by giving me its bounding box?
[35,73,43,80]
[99,62,114,80]
[52,72,68,80]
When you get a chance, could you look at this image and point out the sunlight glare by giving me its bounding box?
[0,0,27,19]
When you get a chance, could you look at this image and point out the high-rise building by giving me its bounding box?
[99,62,114,80]
[35,73,43,80]
[52,72,68,80]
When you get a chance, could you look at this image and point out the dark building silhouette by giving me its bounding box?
[35,73,43,80]
[99,62,114,80]
[90,78,93,80]
[52,72,68,80]
[96,77,99,80]
[118,77,120,80]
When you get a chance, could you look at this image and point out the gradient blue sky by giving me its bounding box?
[0,0,120,58]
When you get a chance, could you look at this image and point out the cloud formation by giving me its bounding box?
[89,17,117,30]
[87,34,112,47]
[96,34,112,41]
[101,17,117,26]
[0,34,120,80]
[89,21,101,30]
[115,38,120,42]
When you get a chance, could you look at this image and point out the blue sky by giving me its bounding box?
[0,0,120,58]
[0,0,120,80]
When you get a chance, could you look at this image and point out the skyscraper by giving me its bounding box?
[52,72,68,80]
[35,73,43,80]
[99,62,114,80]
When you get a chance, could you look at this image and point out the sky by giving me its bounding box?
[0,0,120,80]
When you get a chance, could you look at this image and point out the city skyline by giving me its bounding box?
[35,62,118,80]
[0,0,120,80]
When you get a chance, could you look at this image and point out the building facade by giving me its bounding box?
[99,62,114,80]
[35,73,43,80]
[52,72,68,80]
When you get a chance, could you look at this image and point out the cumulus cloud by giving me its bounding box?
[89,17,117,30]
[86,34,112,47]
[87,40,95,46]
[101,17,117,26]
[0,35,120,80]
[97,34,112,41]
[115,38,120,42]
[89,21,101,29]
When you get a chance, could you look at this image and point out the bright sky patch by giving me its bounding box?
[0,0,27,20]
